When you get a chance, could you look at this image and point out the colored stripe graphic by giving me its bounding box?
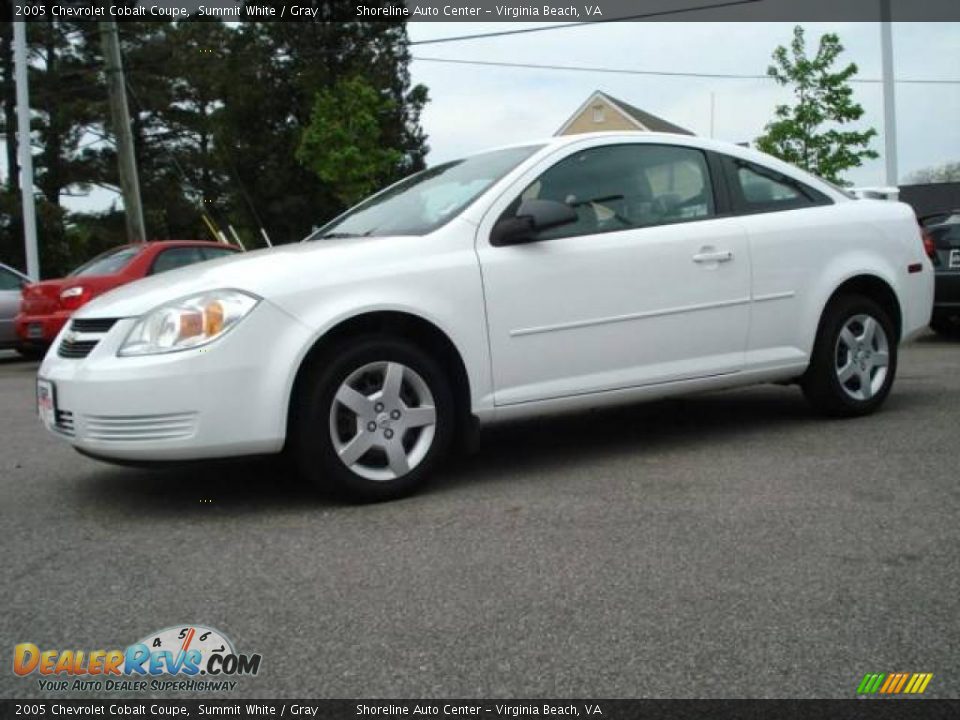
[879,674,897,693]
[893,673,910,693]
[857,673,886,694]
[857,672,933,694]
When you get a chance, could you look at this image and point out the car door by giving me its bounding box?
[475,141,752,406]
[0,266,25,346]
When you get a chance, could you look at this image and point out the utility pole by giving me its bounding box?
[709,92,715,139]
[13,22,39,281]
[99,18,146,243]
[879,0,898,186]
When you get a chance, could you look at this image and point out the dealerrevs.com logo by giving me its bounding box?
[13,625,262,693]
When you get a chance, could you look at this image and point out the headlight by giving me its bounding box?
[118,289,260,356]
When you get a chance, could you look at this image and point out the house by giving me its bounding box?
[555,90,694,137]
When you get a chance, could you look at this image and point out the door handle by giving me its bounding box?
[692,249,733,264]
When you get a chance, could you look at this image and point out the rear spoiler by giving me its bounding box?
[851,186,900,201]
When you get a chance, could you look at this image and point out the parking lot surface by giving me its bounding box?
[1,336,958,699]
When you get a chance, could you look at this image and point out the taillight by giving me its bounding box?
[920,228,937,260]
[59,286,86,310]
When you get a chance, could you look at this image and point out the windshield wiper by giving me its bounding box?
[316,229,376,240]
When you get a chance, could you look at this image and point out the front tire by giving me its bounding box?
[802,295,897,417]
[15,345,46,361]
[292,336,455,502]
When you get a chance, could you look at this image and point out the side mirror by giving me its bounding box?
[491,199,578,247]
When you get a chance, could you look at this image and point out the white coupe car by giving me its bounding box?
[37,133,933,500]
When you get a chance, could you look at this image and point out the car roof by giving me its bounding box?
[504,132,799,168]
[122,240,241,252]
[469,131,848,204]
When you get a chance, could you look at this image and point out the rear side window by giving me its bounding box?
[70,247,140,277]
[725,157,832,214]
[150,247,206,275]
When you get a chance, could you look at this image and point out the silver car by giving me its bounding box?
[0,262,30,352]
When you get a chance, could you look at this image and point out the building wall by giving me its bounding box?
[560,99,641,136]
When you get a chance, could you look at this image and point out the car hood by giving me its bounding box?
[74,235,410,318]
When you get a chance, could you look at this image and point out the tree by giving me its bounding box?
[0,16,430,275]
[297,76,403,206]
[217,17,429,244]
[907,161,960,184]
[755,25,877,185]
[0,20,104,275]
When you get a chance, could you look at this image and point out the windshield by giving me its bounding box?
[69,246,140,277]
[308,145,543,239]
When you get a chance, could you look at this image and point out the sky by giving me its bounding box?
[56,20,960,213]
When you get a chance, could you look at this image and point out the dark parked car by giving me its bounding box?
[919,210,960,335]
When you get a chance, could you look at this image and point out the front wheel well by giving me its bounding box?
[823,275,902,341]
[286,311,474,448]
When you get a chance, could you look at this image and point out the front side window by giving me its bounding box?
[501,144,716,241]
[69,246,140,278]
[309,145,543,240]
[150,247,206,275]
[201,247,239,261]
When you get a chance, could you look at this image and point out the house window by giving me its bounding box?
[592,105,605,123]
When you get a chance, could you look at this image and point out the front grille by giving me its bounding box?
[54,410,75,437]
[71,317,118,333]
[58,338,99,359]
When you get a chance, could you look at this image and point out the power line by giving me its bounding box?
[408,0,764,46]
[411,56,960,85]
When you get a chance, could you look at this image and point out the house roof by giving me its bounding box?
[556,90,695,136]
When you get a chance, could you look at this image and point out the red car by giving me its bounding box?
[15,240,240,353]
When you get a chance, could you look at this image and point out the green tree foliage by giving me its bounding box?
[297,76,404,206]
[0,14,429,276]
[216,19,428,246]
[755,26,878,185]
[907,161,960,184]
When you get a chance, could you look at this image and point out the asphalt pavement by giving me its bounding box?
[1,336,958,699]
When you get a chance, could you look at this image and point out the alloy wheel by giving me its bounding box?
[834,313,890,402]
[328,361,437,481]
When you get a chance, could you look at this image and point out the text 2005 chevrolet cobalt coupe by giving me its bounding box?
[38,134,933,500]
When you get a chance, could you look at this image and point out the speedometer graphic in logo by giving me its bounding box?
[136,625,235,669]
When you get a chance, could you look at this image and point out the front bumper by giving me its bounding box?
[37,301,312,462]
[15,310,71,346]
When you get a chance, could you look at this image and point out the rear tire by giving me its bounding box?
[801,295,897,417]
[292,336,455,502]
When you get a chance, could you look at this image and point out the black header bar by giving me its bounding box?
[10,0,960,23]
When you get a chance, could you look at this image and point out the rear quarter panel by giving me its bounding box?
[745,199,931,369]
